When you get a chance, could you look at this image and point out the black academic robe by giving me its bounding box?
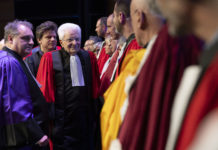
[24,47,43,77]
[37,49,95,150]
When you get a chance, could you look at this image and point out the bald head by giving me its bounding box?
[157,0,218,42]
[132,0,162,16]
[130,0,163,46]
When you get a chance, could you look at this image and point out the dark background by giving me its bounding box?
[0,0,115,46]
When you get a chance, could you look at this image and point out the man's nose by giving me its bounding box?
[29,38,34,45]
[72,39,77,44]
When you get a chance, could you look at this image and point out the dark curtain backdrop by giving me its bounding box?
[0,0,115,47]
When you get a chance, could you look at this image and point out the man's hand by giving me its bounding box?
[36,135,49,147]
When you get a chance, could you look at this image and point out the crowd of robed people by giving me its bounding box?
[0,0,217,149]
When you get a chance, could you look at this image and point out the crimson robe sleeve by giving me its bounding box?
[88,51,100,99]
[99,50,119,96]
[175,57,218,150]
[36,52,55,103]
[118,25,202,150]
[97,47,110,74]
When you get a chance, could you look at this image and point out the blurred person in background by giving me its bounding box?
[156,0,218,149]
[110,0,202,149]
[24,21,58,77]
[83,36,102,56]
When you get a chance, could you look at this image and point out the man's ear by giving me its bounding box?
[139,11,147,30]
[59,40,63,47]
[37,38,41,45]
[7,35,13,44]
[119,12,126,24]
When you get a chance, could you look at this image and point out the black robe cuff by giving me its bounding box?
[0,118,44,148]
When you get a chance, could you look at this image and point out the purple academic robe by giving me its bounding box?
[0,48,46,150]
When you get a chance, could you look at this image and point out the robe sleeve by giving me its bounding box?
[0,56,44,146]
[36,52,55,103]
[88,51,100,99]
[97,47,110,74]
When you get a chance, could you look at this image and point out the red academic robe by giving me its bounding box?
[36,51,55,103]
[36,49,100,102]
[88,51,101,99]
[175,57,218,150]
[97,46,110,74]
[36,51,55,150]
[99,50,119,96]
[118,25,202,150]
[175,45,218,150]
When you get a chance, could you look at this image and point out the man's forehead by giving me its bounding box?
[107,20,113,26]
[108,15,114,20]
[43,30,56,34]
[89,40,95,43]
[64,30,80,37]
[19,24,27,30]
[18,25,31,32]
[107,16,113,24]
[17,25,33,37]
[96,20,101,25]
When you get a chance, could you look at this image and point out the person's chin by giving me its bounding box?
[50,44,57,49]
[68,49,78,55]
[22,51,31,58]
[25,48,32,54]
[50,46,56,51]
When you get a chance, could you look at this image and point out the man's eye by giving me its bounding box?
[21,36,31,41]
[67,39,73,42]
[66,38,80,42]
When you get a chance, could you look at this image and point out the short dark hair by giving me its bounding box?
[4,20,33,42]
[36,21,57,40]
[115,0,131,18]
[99,17,107,27]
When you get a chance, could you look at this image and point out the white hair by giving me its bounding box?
[58,23,81,40]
